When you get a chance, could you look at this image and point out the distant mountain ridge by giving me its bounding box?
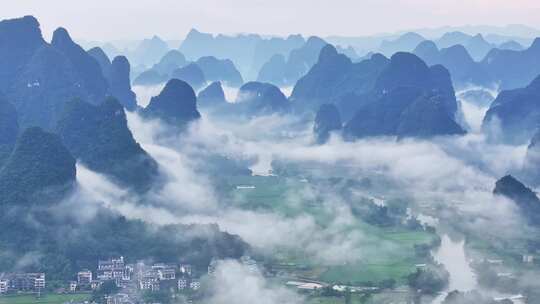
[257,36,328,87]
[414,36,540,90]
[413,41,492,88]
[180,28,261,79]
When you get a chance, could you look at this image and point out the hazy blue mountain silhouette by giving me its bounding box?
[171,63,207,91]
[196,56,243,87]
[198,81,227,105]
[343,52,464,139]
[483,75,540,144]
[142,78,201,126]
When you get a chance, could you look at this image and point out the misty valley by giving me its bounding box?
[1,8,540,304]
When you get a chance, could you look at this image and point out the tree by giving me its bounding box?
[407,264,449,295]
[91,280,120,303]
[143,290,172,304]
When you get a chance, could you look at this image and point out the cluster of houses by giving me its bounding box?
[0,273,45,294]
[71,257,201,293]
[137,262,200,292]
[0,255,260,300]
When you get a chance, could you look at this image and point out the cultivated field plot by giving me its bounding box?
[226,174,437,284]
[0,293,90,304]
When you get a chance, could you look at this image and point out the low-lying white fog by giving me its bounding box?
[132,84,166,107]
[69,85,533,303]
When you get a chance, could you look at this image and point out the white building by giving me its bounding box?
[0,279,8,293]
[90,280,103,290]
[105,293,131,304]
[190,280,200,290]
[69,281,77,292]
[6,273,45,291]
[523,255,535,263]
[152,264,176,280]
[178,278,188,290]
[99,257,125,271]
[33,273,45,290]
[77,270,93,285]
[179,264,192,276]
[297,283,323,290]
[96,257,131,288]
[139,270,160,291]
[158,268,176,280]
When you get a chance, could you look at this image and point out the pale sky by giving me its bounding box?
[2,0,540,41]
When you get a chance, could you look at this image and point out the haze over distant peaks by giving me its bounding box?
[169,63,206,91]
[257,36,328,87]
[379,32,425,56]
[196,56,244,87]
[198,81,227,105]
[413,41,492,88]
[152,50,187,76]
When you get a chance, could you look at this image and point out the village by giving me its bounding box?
[0,255,265,304]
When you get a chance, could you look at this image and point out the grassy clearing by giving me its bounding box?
[0,293,90,304]
[308,296,347,304]
[308,294,389,304]
[320,262,415,285]
[365,291,411,304]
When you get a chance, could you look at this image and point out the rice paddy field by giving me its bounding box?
[0,293,90,304]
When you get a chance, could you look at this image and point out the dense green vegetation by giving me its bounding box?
[57,98,158,192]
[0,128,246,281]
[0,207,246,280]
[0,127,75,206]
[406,264,449,295]
[0,96,18,167]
